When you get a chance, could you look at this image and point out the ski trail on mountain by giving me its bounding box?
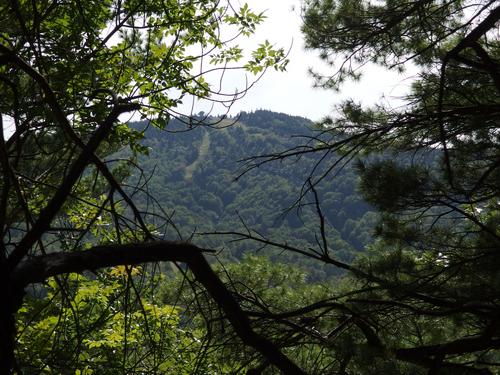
[184,130,210,181]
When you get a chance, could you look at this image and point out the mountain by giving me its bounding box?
[129,110,377,278]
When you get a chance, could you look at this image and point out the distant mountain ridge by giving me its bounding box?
[130,110,377,278]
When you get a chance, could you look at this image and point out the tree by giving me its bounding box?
[17,267,208,374]
[0,1,302,373]
[222,0,500,373]
[161,254,338,373]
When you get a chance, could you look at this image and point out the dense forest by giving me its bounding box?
[130,110,377,274]
[1,0,500,374]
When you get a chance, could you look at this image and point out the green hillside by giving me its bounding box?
[131,110,377,277]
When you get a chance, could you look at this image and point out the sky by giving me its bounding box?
[178,0,415,121]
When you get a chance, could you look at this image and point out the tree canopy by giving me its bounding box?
[0,0,295,373]
[268,0,500,372]
[2,0,500,374]
[218,0,500,373]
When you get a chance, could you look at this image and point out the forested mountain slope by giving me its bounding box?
[132,110,377,276]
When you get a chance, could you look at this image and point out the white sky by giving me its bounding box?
[179,0,415,121]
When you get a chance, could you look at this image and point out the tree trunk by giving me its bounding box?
[0,267,15,374]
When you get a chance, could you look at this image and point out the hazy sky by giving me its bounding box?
[179,0,415,121]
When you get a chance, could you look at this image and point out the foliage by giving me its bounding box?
[17,270,208,374]
[0,0,296,374]
[129,110,377,277]
[160,1,500,374]
[4,0,500,373]
[242,0,500,373]
[161,255,338,374]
